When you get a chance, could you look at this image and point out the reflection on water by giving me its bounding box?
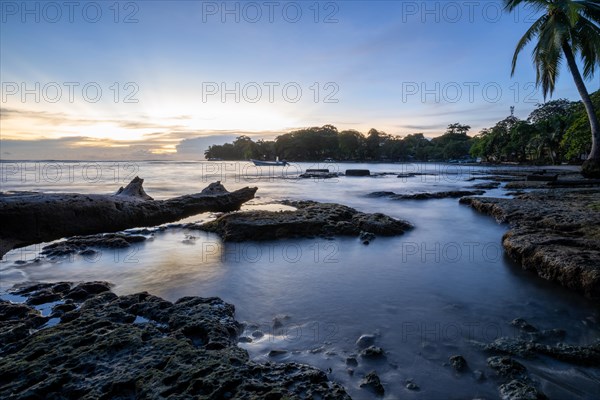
[1,161,599,399]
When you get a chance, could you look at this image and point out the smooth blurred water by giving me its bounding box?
[1,161,598,399]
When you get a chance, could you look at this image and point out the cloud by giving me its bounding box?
[1,107,186,130]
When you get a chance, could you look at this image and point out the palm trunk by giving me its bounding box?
[562,42,600,160]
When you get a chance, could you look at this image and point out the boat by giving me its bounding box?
[251,157,289,166]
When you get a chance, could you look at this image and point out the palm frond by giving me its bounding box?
[574,19,600,77]
[512,16,548,76]
[504,0,551,13]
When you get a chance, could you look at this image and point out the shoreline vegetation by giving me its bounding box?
[204,91,599,168]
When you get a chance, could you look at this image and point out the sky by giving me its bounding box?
[1,0,599,160]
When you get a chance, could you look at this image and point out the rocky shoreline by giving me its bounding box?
[0,281,350,399]
[461,187,600,301]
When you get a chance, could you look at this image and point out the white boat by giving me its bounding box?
[251,157,289,166]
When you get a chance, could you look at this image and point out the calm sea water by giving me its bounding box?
[1,161,598,399]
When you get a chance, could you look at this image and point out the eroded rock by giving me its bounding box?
[360,371,384,396]
[192,200,412,242]
[0,282,350,399]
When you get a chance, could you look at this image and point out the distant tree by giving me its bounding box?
[338,130,365,160]
[525,100,575,164]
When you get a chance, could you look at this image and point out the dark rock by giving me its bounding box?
[64,282,112,301]
[194,200,412,242]
[346,356,358,367]
[42,233,147,257]
[405,379,420,391]
[25,289,61,305]
[346,169,370,176]
[0,281,351,399]
[470,181,501,189]
[487,356,527,380]
[360,371,384,396]
[238,336,252,343]
[366,191,396,198]
[476,335,600,365]
[480,337,537,358]
[526,174,558,182]
[268,349,287,357]
[272,315,289,329]
[355,334,376,349]
[370,189,487,200]
[360,346,385,359]
[449,355,468,372]
[300,169,339,179]
[50,302,77,318]
[359,231,376,245]
[499,379,548,400]
[251,330,264,339]
[390,190,485,200]
[511,318,538,333]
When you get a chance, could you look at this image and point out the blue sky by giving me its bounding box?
[1,0,598,160]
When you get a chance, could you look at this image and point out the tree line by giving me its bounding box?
[204,90,597,164]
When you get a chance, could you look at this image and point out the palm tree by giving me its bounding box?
[506,0,600,177]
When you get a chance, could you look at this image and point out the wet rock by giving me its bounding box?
[25,288,62,305]
[360,346,385,359]
[238,336,252,343]
[356,334,376,349]
[194,200,412,241]
[481,337,538,358]
[50,302,77,318]
[0,281,351,399]
[475,334,600,365]
[499,379,547,400]
[449,355,468,372]
[534,341,600,365]
[346,356,358,367]
[359,231,376,245]
[470,182,501,189]
[511,318,538,333]
[251,330,264,339]
[64,281,112,301]
[371,190,485,200]
[300,171,339,179]
[461,188,600,300]
[346,169,370,177]
[405,379,420,391]
[360,371,384,396]
[367,191,396,198]
[268,349,287,357]
[487,356,527,380]
[42,233,147,257]
[272,315,290,329]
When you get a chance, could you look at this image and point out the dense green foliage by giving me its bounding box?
[205,92,598,164]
